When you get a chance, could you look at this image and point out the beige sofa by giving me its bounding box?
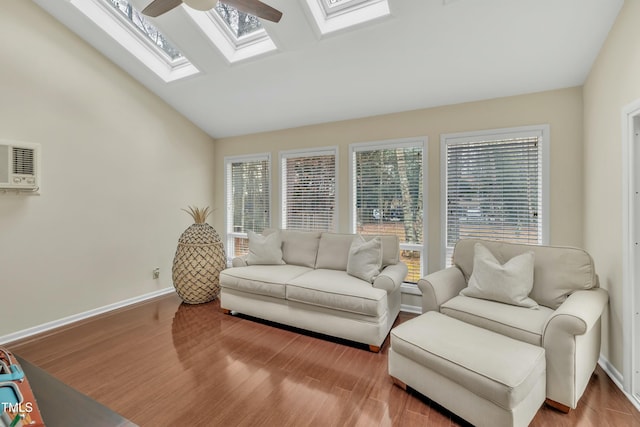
[418,239,608,412]
[219,230,408,352]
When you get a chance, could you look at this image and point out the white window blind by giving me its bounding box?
[225,154,270,259]
[351,140,425,283]
[442,126,549,266]
[281,149,337,231]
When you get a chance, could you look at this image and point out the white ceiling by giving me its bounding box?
[34,0,623,138]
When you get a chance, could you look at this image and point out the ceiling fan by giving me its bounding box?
[142,0,282,22]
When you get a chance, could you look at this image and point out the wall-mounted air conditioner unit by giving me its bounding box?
[0,141,41,192]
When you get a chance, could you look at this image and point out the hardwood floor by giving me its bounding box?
[8,294,640,426]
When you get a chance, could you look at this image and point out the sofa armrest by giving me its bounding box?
[417,267,466,313]
[373,262,408,293]
[232,255,248,267]
[541,287,609,408]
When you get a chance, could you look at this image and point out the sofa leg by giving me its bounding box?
[368,345,381,353]
[391,376,407,390]
[545,398,571,413]
[221,308,231,315]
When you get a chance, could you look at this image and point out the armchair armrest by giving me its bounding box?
[232,255,248,267]
[542,288,609,339]
[417,267,466,313]
[541,287,609,409]
[374,262,408,293]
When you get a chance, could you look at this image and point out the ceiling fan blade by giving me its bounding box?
[142,0,184,17]
[221,0,283,23]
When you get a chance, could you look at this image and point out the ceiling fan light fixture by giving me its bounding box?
[183,0,218,11]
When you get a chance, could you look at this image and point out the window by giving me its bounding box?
[305,0,390,36]
[70,0,198,82]
[106,0,183,60]
[322,0,372,13]
[225,154,271,259]
[184,3,276,63]
[280,148,337,231]
[441,125,550,267]
[214,2,263,38]
[350,138,426,284]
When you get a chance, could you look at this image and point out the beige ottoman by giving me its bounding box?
[389,312,546,427]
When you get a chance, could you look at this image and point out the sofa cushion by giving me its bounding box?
[453,239,598,309]
[347,235,382,283]
[286,269,387,317]
[460,243,538,308]
[377,235,401,266]
[316,233,400,270]
[265,229,321,268]
[315,233,353,270]
[441,295,554,346]
[246,231,285,265]
[220,265,311,299]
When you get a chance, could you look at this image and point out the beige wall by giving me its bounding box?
[213,87,584,275]
[583,0,640,374]
[0,1,215,337]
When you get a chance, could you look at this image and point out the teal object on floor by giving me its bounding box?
[0,364,24,382]
[0,381,22,406]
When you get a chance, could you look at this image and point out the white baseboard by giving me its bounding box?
[400,282,422,314]
[598,355,640,412]
[400,304,422,314]
[401,283,422,295]
[0,287,175,345]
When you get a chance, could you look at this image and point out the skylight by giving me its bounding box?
[214,2,263,38]
[307,0,390,35]
[184,3,276,64]
[70,0,198,82]
[106,0,183,60]
[323,0,371,14]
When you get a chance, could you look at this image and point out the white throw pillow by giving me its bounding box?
[246,230,285,265]
[347,235,382,283]
[460,243,539,308]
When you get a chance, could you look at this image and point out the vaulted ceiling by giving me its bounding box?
[33,0,623,138]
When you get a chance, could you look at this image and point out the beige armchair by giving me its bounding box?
[418,239,608,412]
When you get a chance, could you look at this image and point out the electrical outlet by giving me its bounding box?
[152,268,160,279]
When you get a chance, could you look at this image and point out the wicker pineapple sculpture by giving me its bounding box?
[172,206,226,304]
